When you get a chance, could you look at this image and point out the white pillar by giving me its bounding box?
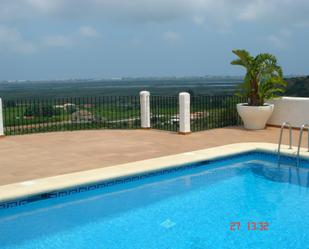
[140,91,150,129]
[179,92,191,134]
[0,98,4,136]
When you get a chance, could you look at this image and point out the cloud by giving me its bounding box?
[268,35,287,49]
[162,31,180,42]
[79,26,99,37]
[41,26,99,48]
[0,0,308,29]
[42,35,72,47]
[192,16,205,25]
[267,29,292,49]
[0,25,35,53]
[26,0,60,13]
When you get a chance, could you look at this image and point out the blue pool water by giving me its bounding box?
[1,152,309,249]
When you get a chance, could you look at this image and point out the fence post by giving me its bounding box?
[0,98,4,136]
[179,92,191,134]
[140,91,150,129]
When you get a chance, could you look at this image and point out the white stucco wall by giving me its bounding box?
[267,97,309,128]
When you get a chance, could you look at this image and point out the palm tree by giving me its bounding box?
[231,49,287,106]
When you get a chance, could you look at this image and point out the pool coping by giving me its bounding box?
[1,142,308,204]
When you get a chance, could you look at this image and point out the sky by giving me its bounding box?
[0,0,309,80]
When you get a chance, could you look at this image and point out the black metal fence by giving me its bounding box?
[2,95,243,135]
[190,95,244,132]
[150,96,179,132]
[2,96,141,135]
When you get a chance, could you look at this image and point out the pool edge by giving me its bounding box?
[0,142,308,204]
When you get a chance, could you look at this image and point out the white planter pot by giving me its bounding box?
[237,103,274,130]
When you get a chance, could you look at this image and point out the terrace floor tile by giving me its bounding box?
[0,126,306,185]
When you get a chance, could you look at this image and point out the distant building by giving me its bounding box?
[71,110,95,123]
[190,111,209,120]
[54,105,64,109]
[168,111,209,124]
[170,114,179,124]
[64,103,76,109]
[84,104,93,108]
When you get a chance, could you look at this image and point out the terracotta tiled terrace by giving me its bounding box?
[0,126,307,186]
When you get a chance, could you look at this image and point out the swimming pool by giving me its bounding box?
[1,151,309,249]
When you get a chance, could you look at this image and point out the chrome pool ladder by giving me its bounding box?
[277,122,292,161]
[296,124,309,166]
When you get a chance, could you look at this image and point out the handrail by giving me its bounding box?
[277,122,292,161]
[297,124,309,166]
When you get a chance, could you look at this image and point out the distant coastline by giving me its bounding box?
[0,75,245,84]
[0,76,242,99]
[0,75,308,99]
[1,74,306,84]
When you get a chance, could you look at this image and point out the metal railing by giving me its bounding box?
[190,95,244,132]
[297,124,309,166]
[2,96,141,135]
[2,94,243,135]
[150,95,179,132]
[277,122,293,161]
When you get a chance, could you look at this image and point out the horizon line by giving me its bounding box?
[0,74,307,83]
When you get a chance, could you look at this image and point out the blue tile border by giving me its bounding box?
[1,151,308,210]
[0,160,208,210]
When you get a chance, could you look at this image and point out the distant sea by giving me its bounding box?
[0,76,243,99]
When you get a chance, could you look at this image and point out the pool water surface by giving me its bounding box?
[1,152,309,249]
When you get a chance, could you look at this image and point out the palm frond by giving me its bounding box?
[231,49,253,67]
[231,49,287,105]
[231,59,246,67]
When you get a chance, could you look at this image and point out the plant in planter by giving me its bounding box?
[231,49,287,130]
